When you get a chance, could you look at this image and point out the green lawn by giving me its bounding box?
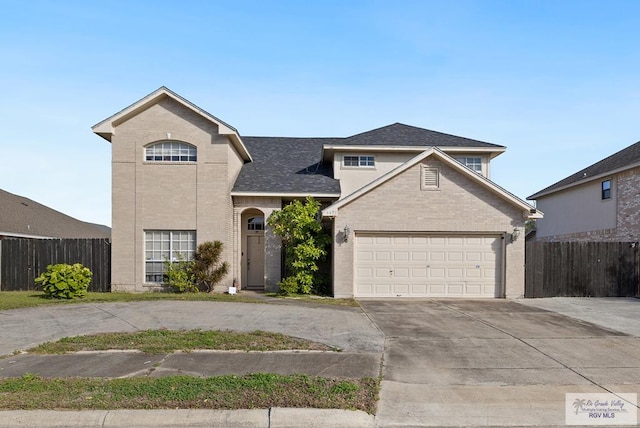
[27,329,335,354]
[0,291,359,311]
[0,373,379,413]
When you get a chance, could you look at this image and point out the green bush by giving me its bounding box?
[35,263,92,299]
[163,256,197,293]
[267,196,330,295]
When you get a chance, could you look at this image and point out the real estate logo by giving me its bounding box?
[566,393,637,425]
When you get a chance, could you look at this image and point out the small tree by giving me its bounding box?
[193,241,229,293]
[267,196,331,294]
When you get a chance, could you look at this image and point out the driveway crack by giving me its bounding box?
[91,304,141,331]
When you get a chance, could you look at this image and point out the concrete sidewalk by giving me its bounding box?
[0,409,376,428]
[0,350,380,379]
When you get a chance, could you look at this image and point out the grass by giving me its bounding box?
[0,373,379,413]
[0,291,359,311]
[27,330,335,354]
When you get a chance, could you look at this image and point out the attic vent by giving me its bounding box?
[421,166,439,190]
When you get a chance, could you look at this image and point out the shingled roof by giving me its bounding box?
[231,137,342,195]
[232,123,505,195]
[0,189,111,239]
[528,140,640,199]
[340,123,505,148]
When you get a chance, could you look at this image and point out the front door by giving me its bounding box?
[246,235,265,289]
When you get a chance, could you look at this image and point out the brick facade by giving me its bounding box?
[111,97,242,291]
[331,159,526,298]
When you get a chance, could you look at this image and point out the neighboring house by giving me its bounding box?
[0,188,111,239]
[92,87,540,298]
[528,140,640,242]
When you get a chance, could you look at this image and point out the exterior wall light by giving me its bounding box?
[343,225,351,243]
[511,227,521,242]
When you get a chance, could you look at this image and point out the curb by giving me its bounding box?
[0,408,376,428]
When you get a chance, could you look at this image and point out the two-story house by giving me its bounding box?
[529,140,640,242]
[93,87,540,298]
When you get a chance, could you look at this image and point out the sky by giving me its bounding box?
[1,0,639,227]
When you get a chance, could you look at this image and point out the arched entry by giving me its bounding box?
[241,209,265,290]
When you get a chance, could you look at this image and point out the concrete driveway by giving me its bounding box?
[360,299,640,427]
[2,297,640,427]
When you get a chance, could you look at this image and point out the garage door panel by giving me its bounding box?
[448,283,464,296]
[411,284,427,294]
[412,251,427,261]
[447,268,464,278]
[412,268,427,277]
[357,250,373,261]
[355,233,502,298]
[375,284,391,294]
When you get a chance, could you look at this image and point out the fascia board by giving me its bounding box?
[231,191,340,198]
[0,231,57,239]
[322,145,505,153]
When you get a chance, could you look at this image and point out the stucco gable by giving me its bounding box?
[322,148,540,219]
[92,86,252,161]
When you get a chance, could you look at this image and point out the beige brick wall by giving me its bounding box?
[111,97,238,291]
[332,159,526,298]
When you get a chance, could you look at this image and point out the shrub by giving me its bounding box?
[192,241,229,293]
[163,256,197,293]
[267,196,330,295]
[35,263,92,299]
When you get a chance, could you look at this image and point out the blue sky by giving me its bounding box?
[1,0,639,227]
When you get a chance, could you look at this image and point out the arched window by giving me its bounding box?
[145,141,197,162]
[247,216,264,231]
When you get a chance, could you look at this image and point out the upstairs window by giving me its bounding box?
[602,180,611,200]
[344,155,375,167]
[145,141,197,162]
[456,157,482,173]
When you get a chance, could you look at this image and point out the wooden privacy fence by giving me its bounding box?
[0,238,111,292]
[525,241,639,297]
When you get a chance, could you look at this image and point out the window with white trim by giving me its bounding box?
[145,141,197,162]
[145,230,196,283]
[421,166,439,190]
[456,157,482,173]
[343,155,375,167]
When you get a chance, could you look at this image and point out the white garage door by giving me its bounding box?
[355,234,502,298]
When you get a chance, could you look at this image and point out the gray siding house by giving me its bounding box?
[529,141,640,242]
[93,87,539,298]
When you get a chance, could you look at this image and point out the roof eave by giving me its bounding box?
[231,191,340,198]
[528,161,640,200]
[321,145,505,162]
